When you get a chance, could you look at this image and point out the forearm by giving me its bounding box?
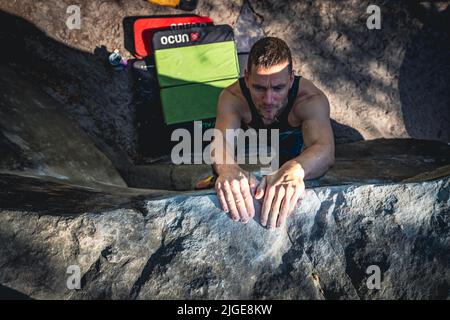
[211,137,240,175]
[213,161,240,176]
[287,143,334,180]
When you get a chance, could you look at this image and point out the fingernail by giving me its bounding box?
[261,220,266,226]
[242,219,248,224]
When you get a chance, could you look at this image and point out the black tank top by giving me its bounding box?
[239,75,301,131]
[238,75,304,163]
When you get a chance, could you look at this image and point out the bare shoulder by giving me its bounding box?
[217,80,249,118]
[297,77,328,101]
[292,77,330,121]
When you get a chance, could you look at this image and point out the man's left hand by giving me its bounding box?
[254,160,306,229]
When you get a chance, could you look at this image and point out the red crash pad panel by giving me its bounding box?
[133,15,213,58]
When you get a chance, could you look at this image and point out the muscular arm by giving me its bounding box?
[255,88,335,229]
[211,87,256,223]
[211,88,242,173]
[289,91,335,179]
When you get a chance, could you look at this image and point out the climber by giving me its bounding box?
[211,37,335,229]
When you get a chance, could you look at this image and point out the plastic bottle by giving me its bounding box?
[108,49,128,70]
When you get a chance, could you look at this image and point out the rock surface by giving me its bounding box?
[0,172,448,299]
[1,0,448,163]
[0,0,242,163]
[0,65,126,188]
[0,0,449,301]
[125,138,450,190]
[248,0,450,142]
[3,40,448,192]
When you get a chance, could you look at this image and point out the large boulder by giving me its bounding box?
[0,172,448,299]
[0,0,243,163]
[0,65,126,188]
[0,0,448,301]
[124,138,450,190]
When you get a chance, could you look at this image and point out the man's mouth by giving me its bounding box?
[262,106,275,112]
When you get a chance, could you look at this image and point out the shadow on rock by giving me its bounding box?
[0,10,137,171]
[331,119,364,145]
[399,3,450,141]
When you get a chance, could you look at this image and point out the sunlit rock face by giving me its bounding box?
[0,173,448,299]
[0,0,449,300]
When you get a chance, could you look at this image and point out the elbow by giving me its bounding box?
[329,153,335,168]
[326,150,335,171]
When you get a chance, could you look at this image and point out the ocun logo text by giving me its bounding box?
[160,34,190,45]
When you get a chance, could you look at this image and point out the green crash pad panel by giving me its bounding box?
[160,78,236,124]
[153,25,240,124]
[155,41,239,87]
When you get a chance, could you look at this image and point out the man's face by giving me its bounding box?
[245,61,294,123]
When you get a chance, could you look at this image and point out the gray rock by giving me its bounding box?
[124,139,450,190]
[0,0,449,301]
[309,138,450,187]
[0,0,243,163]
[0,172,448,299]
[0,65,126,188]
[1,0,448,162]
[247,0,450,142]
[234,0,266,53]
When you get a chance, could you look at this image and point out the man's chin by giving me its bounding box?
[262,115,276,122]
[259,110,273,118]
[257,106,280,122]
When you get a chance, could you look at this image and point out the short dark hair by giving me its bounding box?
[247,37,293,74]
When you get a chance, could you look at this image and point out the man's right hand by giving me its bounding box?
[214,165,257,223]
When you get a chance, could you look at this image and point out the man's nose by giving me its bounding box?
[262,89,274,104]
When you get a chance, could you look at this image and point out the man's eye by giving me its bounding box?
[274,86,284,91]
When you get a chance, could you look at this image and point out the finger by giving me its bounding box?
[299,184,306,200]
[289,182,305,214]
[277,185,294,228]
[260,185,276,226]
[223,182,239,221]
[255,176,267,200]
[289,188,301,214]
[231,179,249,222]
[215,182,229,212]
[267,185,285,229]
[240,179,255,220]
[248,173,258,196]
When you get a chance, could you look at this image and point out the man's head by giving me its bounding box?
[245,37,295,123]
